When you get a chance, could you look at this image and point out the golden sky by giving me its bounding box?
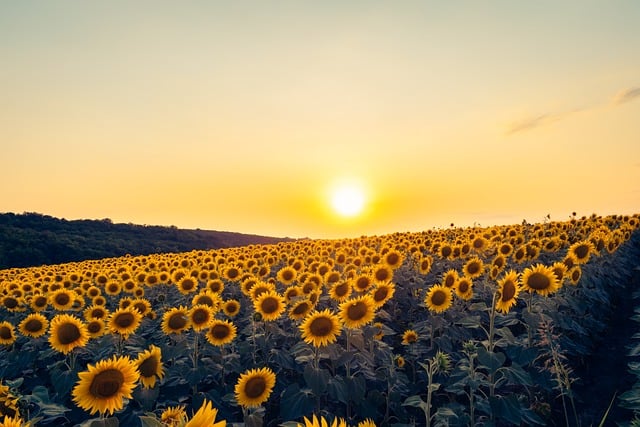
[1,1,639,239]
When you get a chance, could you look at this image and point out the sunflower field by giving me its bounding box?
[1,213,639,427]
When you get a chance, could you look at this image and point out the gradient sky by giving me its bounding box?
[1,1,639,239]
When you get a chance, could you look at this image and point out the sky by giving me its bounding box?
[1,1,639,239]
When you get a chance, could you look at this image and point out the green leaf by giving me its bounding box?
[456,316,482,328]
[303,364,330,395]
[477,347,506,374]
[139,416,164,427]
[327,375,349,404]
[279,383,315,421]
[402,395,428,414]
[435,407,458,418]
[347,374,367,404]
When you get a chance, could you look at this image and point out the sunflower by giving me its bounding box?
[297,415,348,427]
[104,280,122,296]
[0,322,16,346]
[253,291,286,322]
[206,279,225,294]
[130,298,153,317]
[250,281,276,301]
[284,286,302,303]
[372,265,393,284]
[455,277,474,300]
[108,307,142,339]
[49,288,76,311]
[521,264,560,296]
[352,274,374,293]
[300,309,342,347]
[30,294,49,312]
[222,299,240,317]
[0,415,30,427]
[234,367,276,409]
[357,419,377,427]
[49,314,89,354]
[329,281,352,302]
[206,319,237,346]
[18,313,49,338]
[395,355,406,368]
[495,270,521,314]
[550,262,568,285]
[568,266,582,285]
[189,304,214,331]
[277,266,298,285]
[424,285,453,313]
[382,249,404,270]
[185,399,226,427]
[83,305,109,321]
[370,282,395,308]
[289,300,313,321]
[1,296,23,313]
[86,319,107,339]
[161,306,191,335]
[72,355,139,415]
[568,240,596,264]
[135,345,164,389]
[338,295,376,329]
[401,329,418,345]
[177,277,199,295]
[417,256,432,275]
[463,257,484,279]
[160,405,186,426]
[92,296,107,307]
[441,269,459,288]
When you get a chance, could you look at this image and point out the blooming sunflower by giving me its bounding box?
[86,319,107,339]
[0,322,16,346]
[455,277,474,300]
[372,265,393,284]
[49,288,76,311]
[130,298,153,317]
[253,291,286,322]
[108,307,142,339]
[83,305,109,321]
[417,256,432,275]
[206,319,237,346]
[104,280,122,296]
[1,296,24,313]
[568,266,582,285]
[463,257,484,279]
[550,262,568,285]
[30,295,49,312]
[357,419,377,427]
[135,345,164,389]
[441,269,459,288]
[424,285,453,313]
[296,414,348,427]
[329,281,352,302]
[382,249,404,270]
[161,306,191,335]
[48,314,89,354]
[568,240,596,264]
[495,270,521,314]
[71,355,139,415]
[300,309,342,347]
[277,266,298,285]
[222,300,240,317]
[177,277,199,295]
[289,300,313,321]
[234,367,276,409]
[338,295,376,329]
[401,329,418,345]
[352,274,374,293]
[160,405,186,426]
[18,313,49,338]
[189,304,215,331]
[521,264,559,296]
[370,282,395,308]
[185,399,226,427]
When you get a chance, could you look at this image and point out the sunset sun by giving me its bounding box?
[330,183,366,218]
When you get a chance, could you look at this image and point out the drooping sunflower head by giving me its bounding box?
[18,313,49,338]
[48,314,89,354]
[234,367,276,409]
[424,285,453,313]
[135,345,164,389]
[206,319,237,346]
[338,295,376,329]
[289,299,313,321]
[441,270,459,288]
[253,291,286,322]
[521,264,559,297]
[0,321,16,346]
[300,309,342,347]
[72,355,140,415]
[495,270,521,314]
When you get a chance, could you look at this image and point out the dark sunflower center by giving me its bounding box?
[527,272,550,290]
[197,296,214,306]
[501,281,516,301]
[107,284,119,293]
[386,253,400,266]
[355,277,370,290]
[0,326,12,340]
[473,238,484,249]
[139,357,159,377]
[58,323,81,344]
[310,316,333,336]
[347,301,367,320]
[191,309,209,325]
[168,314,187,330]
[261,297,279,314]
[441,246,452,257]
[34,296,48,307]
[55,293,71,306]
[373,287,389,302]
[182,280,195,290]
[90,369,124,398]
[3,297,18,309]
[572,270,581,281]
[458,281,469,293]
[467,263,481,275]
[115,312,135,328]
[375,269,390,282]
[227,269,239,279]
[334,283,349,297]
[92,309,106,319]
[211,324,230,339]
[552,268,564,280]
[244,377,267,399]
[88,321,102,334]
[292,302,310,316]
[575,245,589,259]
[431,290,447,306]
[444,276,455,287]
[226,303,239,314]
[133,303,147,314]
[25,318,43,332]
[282,270,294,281]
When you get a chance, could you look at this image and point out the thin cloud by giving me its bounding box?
[612,87,640,105]
[506,112,574,135]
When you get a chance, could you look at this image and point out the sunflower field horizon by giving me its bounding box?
[1,213,640,427]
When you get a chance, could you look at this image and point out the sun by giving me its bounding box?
[330,184,366,217]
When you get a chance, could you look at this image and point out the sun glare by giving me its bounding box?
[330,184,366,218]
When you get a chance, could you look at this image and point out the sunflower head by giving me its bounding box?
[300,309,342,347]
[135,345,164,389]
[521,264,560,296]
[338,295,376,329]
[206,319,237,346]
[48,314,89,354]
[401,329,418,345]
[424,285,453,313]
[234,367,276,409]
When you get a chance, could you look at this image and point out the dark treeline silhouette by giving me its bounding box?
[0,212,293,269]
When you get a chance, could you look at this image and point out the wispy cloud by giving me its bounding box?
[506,86,639,135]
[612,87,640,105]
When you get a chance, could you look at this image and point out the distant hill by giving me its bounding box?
[0,212,293,269]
